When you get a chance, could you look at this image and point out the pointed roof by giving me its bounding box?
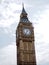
[20,4,30,23]
[21,4,27,15]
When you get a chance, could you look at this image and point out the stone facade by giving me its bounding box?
[16,5,36,65]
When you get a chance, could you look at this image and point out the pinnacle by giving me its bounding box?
[21,4,27,15]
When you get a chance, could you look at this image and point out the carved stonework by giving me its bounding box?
[16,5,36,65]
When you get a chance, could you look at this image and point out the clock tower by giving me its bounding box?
[16,5,36,65]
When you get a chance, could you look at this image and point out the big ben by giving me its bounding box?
[16,5,36,65]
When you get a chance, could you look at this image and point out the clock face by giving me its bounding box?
[23,28,31,35]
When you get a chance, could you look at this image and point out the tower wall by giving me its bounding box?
[16,5,36,65]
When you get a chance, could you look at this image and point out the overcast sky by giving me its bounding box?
[0,0,49,65]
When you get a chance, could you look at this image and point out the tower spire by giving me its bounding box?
[21,3,27,16]
[20,4,30,23]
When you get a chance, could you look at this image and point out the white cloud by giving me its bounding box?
[0,42,17,65]
[35,9,49,65]
[0,0,21,27]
